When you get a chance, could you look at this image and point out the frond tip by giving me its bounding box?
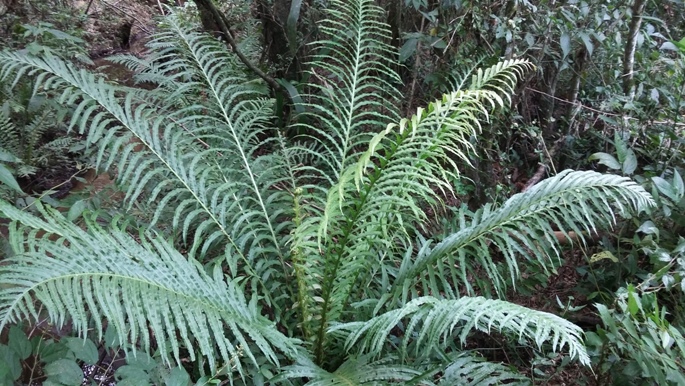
[331,296,591,366]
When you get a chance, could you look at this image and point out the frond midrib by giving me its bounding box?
[174,24,284,261]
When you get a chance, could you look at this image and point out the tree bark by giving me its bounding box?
[622,0,647,98]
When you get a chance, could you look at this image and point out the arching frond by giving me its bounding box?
[331,296,590,366]
[0,201,297,374]
[0,19,292,311]
[393,170,655,298]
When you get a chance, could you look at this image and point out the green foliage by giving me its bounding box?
[587,286,685,385]
[0,26,90,200]
[0,80,75,178]
[0,1,658,383]
[0,322,192,385]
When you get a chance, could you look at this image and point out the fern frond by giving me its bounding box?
[393,170,655,297]
[0,201,297,373]
[0,24,291,310]
[435,353,529,385]
[294,0,401,182]
[469,59,530,102]
[276,355,422,385]
[331,296,590,366]
[0,110,20,158]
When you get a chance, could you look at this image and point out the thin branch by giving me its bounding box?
[192,0,283,93]
[525,87,685,128]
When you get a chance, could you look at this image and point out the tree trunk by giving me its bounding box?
[622,0,646,98]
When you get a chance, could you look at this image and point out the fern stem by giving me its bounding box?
[291,187,312,340]
[313,169,380,365]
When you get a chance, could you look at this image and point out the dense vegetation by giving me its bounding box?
[0,0,683,384]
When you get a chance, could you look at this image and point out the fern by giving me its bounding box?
[277,355,422,385]
[0,1,659,383]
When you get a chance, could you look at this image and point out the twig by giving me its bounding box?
[406,18,425,115]
[193,0,283,93]
[521,138,564,192]
[522,163,547,192]
[525,87,685,128]
[84,0,95,14]
[156,0,166,15]
[21,169,85,211]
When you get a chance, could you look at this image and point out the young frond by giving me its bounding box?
[469,59,534,103]
[285,0,403,351]
[293,0,401,184]
[331,296,590,366]
[315,60,535,326]
[0,201,297,373]
[393,170,655,297]
[301,60,534,361]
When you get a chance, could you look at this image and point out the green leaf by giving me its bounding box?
[590,251,618,263]
[672,170,684,198]
[560,33,571,57]
[286,0,303,57]
[673,37,685,53]
[589,152,621,170]
[0,345,21,381]
[64,337,99,365]
[104,325,121,349]
[116,365,151,384]
[45,359,84,385]
[0,150,21,163]
[8,326,32,360]
[621,149,637,175]
[614,132,629,164]
[579,32,594,56]
[66,199,88,221]
[275,78,304,114]
[400,38,418,62]
[38,341,70,364]
[652,176,677,201]
[627,285,639,316]
[636,221,659,237]
[164,367,191,386]
[125,350,157,372]
[0,163,23,193]
[431,38,447,50]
